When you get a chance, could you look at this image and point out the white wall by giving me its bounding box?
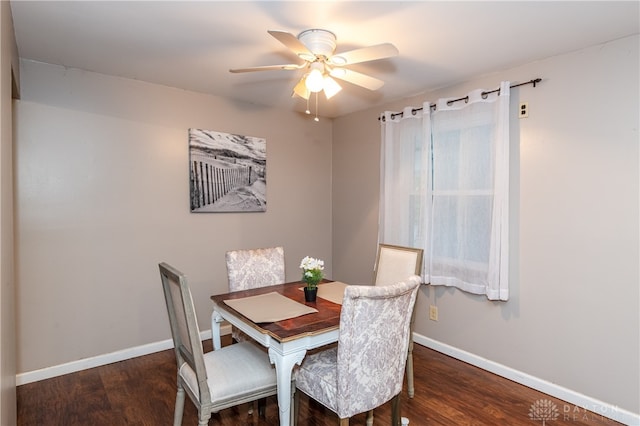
[14,60,333,373]
[332,35,639,417]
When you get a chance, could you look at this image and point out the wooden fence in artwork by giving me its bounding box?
[190,159,255,210]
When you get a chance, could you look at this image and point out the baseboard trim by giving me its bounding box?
[15,326,231,386]
[413,334,640,426]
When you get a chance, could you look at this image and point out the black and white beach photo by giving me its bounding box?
[189,129,267,212]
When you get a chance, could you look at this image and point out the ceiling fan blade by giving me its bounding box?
[268,30,314,59]
[329,43,399,66]
[329,68,385,91]
[229,63,305,73]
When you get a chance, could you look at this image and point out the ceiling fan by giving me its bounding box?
[229,29,399,101]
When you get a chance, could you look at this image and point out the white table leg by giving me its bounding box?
[269,348,306,426]
[211,310,223,350]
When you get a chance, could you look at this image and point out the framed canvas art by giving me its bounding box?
[189,129,267,212]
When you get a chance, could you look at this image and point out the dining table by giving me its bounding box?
[210,280,347,426]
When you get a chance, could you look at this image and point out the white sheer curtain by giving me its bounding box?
[379,82,510,301]
[379,103,432,250]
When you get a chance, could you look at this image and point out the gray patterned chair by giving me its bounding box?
[223,246,285,416]
[374,243,424,399]
[159,262,279,426]
[225,246,285,342]
[293,276,421,426]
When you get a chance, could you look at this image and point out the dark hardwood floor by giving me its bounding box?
[17,337,622,425]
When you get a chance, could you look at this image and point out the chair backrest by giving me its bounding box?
[374,244,423,286]
[225,246,285,291]
[159,262,211,403]
[336,276,421,417]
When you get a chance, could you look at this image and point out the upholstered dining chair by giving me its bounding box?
[224,246,285,342]
[374,243,424,399]
[159,262,279,426]
[293,276,421,426]
[226,246,286,291]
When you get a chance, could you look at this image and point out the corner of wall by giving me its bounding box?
[0,1,18,425]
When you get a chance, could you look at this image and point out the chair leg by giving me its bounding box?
[293,390,300,426]
[197,407,212,426]
[391,394,401,426]
[258,397,267,417]
[366,410,374,426]
[407,335,415,398]
[339,418,349,426]
[173,386,185,426]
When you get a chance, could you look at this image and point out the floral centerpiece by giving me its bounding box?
[300,256,324,290]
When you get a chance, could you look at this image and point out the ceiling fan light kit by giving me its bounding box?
[305,62,325,92]
[293,77,310,100]
[229,28,398,120]
[322,76,342,99]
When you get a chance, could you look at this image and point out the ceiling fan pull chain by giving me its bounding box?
[314,92,319,122]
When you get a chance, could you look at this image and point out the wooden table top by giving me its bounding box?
[211,280,342,342]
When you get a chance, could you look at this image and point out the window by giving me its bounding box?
[379,83,510,300]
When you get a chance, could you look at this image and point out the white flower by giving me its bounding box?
[299,256,325,271]
[300,256,325,288]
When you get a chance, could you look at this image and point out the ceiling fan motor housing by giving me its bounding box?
[297,29,337,60]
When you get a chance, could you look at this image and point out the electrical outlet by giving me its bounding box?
[519,102,529,118]
[429,305,438,321]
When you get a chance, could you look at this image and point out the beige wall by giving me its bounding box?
[332,35,639,415]
[0,1,17,425]
[14,60,333,373]
[11,25,638,423]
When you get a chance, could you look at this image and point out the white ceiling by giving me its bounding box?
[9,1,639,119]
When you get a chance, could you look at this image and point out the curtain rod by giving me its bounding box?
[378,78,542,122]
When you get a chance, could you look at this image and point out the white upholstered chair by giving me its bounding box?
[224,246,285,342]
[223,246,286,416]
[374,243,424,399]
[226,246,285,291]
[293,276,421,426]
[159,262,279,426]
